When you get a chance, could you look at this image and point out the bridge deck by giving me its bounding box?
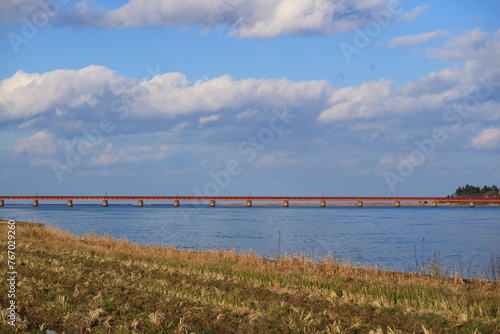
[0,196,498,202]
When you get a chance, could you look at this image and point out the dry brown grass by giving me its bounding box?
[0,222,499,333]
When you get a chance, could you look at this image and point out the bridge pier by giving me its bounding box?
[102,200,108,207]
[283,200,289,207]
[33,199,38,207]
[0,200,4,207]
[246,200,252,207]
[320,200,326,207]
[210,200,216,207]
[138,200,143,207]
[174,200,179,207]
[395,201,400,207]
[357,200,363,207]
[469,201,475,208]
[432,201,437,207]
[67,200,73,207]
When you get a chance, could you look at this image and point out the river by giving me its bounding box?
[2,204,499,278]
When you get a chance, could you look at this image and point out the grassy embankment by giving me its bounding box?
[0,222,499,333]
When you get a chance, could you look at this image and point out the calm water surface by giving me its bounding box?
[2,204,499,277]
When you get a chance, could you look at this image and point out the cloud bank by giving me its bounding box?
[67,0,405,37]
[1,0,423,38]
[1,28,499,187]
[0,66,331,126]
[1,29,499,139]
[319,28,500,122]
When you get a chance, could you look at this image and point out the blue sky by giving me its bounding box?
[0,0,499,197]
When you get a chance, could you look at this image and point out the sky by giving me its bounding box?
[0,0,499,198]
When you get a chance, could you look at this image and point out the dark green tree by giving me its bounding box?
[453,185,499,197]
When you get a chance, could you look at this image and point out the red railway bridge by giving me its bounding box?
[0,196,498,207]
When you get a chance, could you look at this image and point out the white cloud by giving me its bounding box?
[142,74,330,117]
[256,152,301,168]
[397,5,426,23]
[55,0,420,38]
[0,0,44,24]
[319,29,500,122]
[198,114,219,127]
[426,28,500,63]
[471,128,500,150]
[340,157,361,169]
[318,65,499,122]
[318,80,394,121]
[0,66,331,126]
[12,131,57,155]
[388,30,448,48]
[88,144,174,166]
[379,157,397,170]
[236,109,259,119]
[0,65,126,122]
[174,122,188,131]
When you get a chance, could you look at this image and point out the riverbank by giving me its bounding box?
[0,222,499,333]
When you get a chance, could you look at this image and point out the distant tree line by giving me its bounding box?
[449,184,499,198]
